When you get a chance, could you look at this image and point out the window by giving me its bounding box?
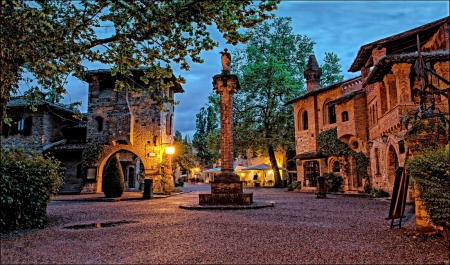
[328,105,336,124]
[302,111,308,130]
[332,161,340,172]
[3,116,32,137]
[95,117,103,132]
[375,148,380,174]
[166,114,173,135]
[297,110,302,131]
[341,111,348,122]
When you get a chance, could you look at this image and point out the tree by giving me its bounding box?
[173,130,195,174]
[230,17,315,187]
[192,99,220,167]
[102,154,125,198]
[1,0,280,132]
[203,17,344,187]
[320,52,344,87]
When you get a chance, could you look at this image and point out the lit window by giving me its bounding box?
[341,111,348,122]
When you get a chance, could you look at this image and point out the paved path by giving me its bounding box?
[1,183,448,264]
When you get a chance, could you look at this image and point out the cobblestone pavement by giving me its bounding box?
[1,183,448,264]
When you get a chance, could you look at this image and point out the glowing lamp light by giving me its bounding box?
[165,146,175,155]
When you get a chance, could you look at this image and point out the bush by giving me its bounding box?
[323,173,344,192]
[371,189,390,198]
[102,155,125,198]
[287,181,301,191]
[175,180,184,187]
[0,148,64,230]
[406,146,450,235]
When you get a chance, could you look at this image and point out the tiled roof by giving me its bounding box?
[363,50,450,87]
[285,76,362,105]
[7,97,78,116]
[349,16,449,72]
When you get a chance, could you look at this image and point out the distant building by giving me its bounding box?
[287,16,449,193]
[2,68,183,194]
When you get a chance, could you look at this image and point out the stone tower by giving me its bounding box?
[304,55,322,92]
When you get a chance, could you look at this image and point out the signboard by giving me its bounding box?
[386,167,409,228]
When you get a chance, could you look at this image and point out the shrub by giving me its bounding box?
[102,155,125,198]
[371,189,390,198]
[287,181,301,191]
[0,148,64,230]
[406,146,449,236]
[323,172,344,192]
[175,180,184,187]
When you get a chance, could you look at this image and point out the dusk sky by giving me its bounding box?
[33,1,449,139]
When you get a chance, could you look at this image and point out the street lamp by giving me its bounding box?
[368,134,390,149]
[165,146,175,155]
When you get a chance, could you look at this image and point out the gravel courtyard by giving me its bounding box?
[1,183,448,264]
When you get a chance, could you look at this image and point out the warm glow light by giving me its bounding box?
[195,167,200,172]
[165,146,175,155]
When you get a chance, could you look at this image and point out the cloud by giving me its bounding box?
[18,1,450,140]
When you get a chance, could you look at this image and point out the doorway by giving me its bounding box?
[304,161,319,187]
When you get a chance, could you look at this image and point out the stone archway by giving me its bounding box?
[386,145,399,189]
[97,149,144,193]
[92,145,174,193]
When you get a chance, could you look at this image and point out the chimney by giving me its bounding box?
[304,55,322,92]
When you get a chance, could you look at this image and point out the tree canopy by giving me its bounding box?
[195,17,344,186]
[1,0,280,131]
[173,130,195,173]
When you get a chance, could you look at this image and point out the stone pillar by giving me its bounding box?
[434,62,450,104]
[391,63,412,104]
[212,74,240,181]
[198,74,252,205]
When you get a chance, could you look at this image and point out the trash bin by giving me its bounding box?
[143,179,153,199]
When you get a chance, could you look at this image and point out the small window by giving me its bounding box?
[332,161,340,172]
[328,105,336,124]
[341,111,348,122]
[302,111,308,130]
[297,110,302,131]
[375,148,380,174]
[6,116,32,136]
[166,114,173,135]
[95,117,103,132]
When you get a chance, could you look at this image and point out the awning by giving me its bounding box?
[242,163,287,171]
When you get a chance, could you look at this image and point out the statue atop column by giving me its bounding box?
[220,48,231,72]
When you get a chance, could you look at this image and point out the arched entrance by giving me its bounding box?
[387,145,399,188]
[99,149,144,192]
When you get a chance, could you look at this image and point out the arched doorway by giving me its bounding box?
[100,150,144,192]
[387,145,399,188]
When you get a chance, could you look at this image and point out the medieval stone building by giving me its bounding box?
[288,16,449,193]
[2,68,183,194]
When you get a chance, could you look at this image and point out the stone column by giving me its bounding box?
[198,74,252,205]
[212,74,240,181]
[391,63,412,104]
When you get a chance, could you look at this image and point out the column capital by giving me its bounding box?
[212,74,240,95]
[391,63,410,76]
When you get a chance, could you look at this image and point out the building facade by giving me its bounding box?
[2,68,183,194]
[288,16,449,193]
